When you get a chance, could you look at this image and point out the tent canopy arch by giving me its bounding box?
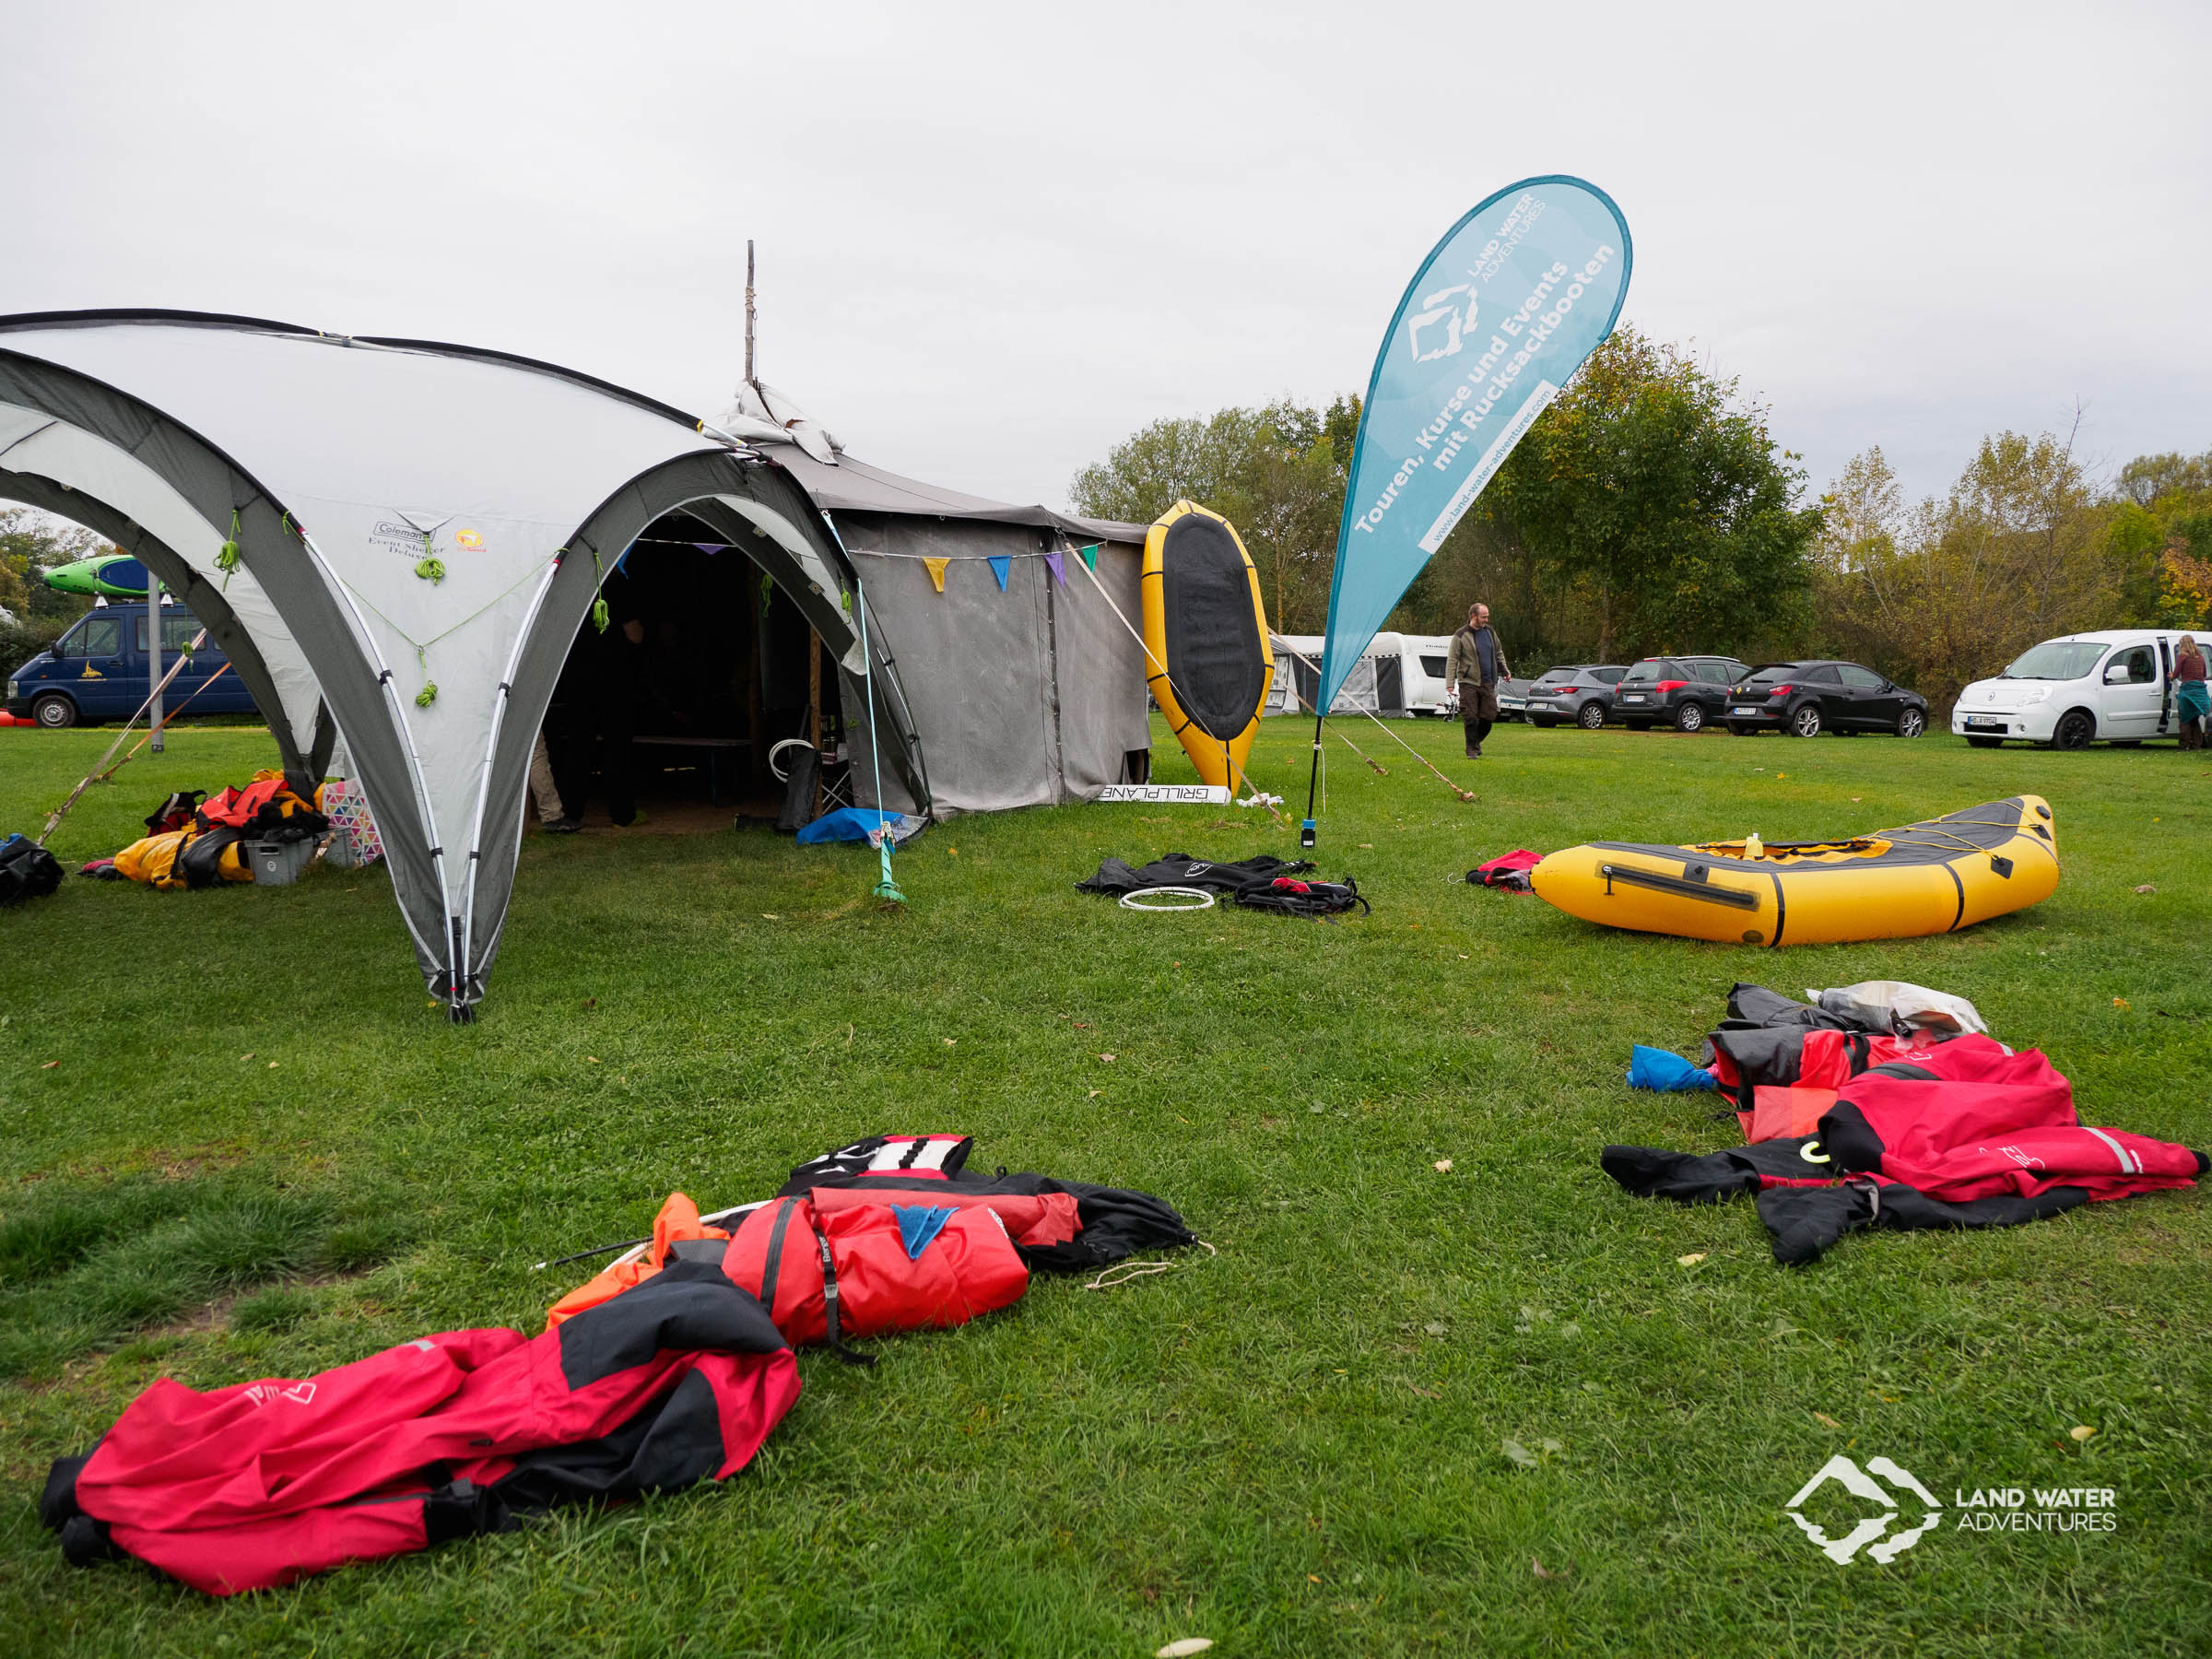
[0,359,334,778]
[0,465,333,778]
[1,310,1158,1017]
[0,312,925,1018]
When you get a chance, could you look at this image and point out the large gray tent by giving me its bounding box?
[0,312,1148,1017]
[771,449,1150,814]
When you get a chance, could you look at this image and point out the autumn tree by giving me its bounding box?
[1808,422,2182,707]
[1469,328,1821,663]
[1070,396,1359,633]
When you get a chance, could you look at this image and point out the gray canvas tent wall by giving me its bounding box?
[767,449,1151,815]
[0,311,923,1018]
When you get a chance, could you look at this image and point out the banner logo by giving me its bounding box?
[1406,286,1477,362]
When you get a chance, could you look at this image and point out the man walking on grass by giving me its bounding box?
[1447,602,1511,759]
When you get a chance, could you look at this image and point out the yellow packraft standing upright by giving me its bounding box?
[1140,500,1273,791]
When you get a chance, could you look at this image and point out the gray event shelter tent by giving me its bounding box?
[0,312,1147,1018]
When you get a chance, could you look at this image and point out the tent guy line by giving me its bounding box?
[1269,636,1477,803]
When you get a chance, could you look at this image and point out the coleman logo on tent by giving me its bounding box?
[1784,1454,1943,1563]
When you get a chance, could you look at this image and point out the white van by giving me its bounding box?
[1950,629,2204,748]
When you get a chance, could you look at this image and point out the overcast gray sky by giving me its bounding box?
[5,1,2206,513]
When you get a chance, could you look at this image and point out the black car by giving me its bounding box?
[1525,665,1628,729]
[1611,655,1752,732]
[1724,661,1929,737]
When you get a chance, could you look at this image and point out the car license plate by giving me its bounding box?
[1622,694,1645,703]
[1732,706,1759,715]
[1965,717,2005,731]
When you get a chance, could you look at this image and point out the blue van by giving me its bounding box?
[6,602,261,728]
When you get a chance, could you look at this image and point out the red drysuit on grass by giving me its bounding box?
[1608,1023,2205,1265]
[43,1265,797,1594]
[1820,1038,2202,1202]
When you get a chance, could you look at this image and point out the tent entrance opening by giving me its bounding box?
[544,511,842,829]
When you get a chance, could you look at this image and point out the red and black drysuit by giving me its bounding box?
[544,1135,1200,1351]
[1608,988,2205,1265]
[41,1265,798,1594]
[1701,981,1959,1143]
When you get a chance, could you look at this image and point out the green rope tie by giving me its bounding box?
[412,646,437,708]
[588,547,610,633]
[215,509,242,588]
[415,532,446,585]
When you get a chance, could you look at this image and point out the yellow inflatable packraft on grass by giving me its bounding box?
[1141,500,1272,791]
[1529,795,2059,946]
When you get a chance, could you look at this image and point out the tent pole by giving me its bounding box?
[294,528,464,1013]
[807,629,824,818]
[147,570,164,753]
[819,511,904,903]
[455,557,565,1006]
[745,241,757,386]
[1300,712,1322,848]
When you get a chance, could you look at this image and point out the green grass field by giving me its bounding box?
[1,714,2206,1657]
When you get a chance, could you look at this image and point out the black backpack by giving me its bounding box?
[0,834,64,906]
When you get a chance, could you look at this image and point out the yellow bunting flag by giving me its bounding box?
[923,557,951,594]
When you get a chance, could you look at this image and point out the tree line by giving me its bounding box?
[0,506,97,679]
[1071,327,2210,707]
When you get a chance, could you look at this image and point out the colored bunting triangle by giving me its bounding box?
[1044,549,1065,586]
[987,555,1011,592]
[923,557,950,594]
[1079,543,1098,571]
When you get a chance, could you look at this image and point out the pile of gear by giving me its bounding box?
[1078,853,1368,918]
[41,1135,1197,1595]
[1606,982,2206,1265]
[0,832,65,906]
[80,774,328,889]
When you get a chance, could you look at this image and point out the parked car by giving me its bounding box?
[1495,675,1535,723]
[6,601,257,728]
[1525,665,1627,729]
[1724,661,1929,737]
[1611,655,1752,732]
[1950,629,2204,748]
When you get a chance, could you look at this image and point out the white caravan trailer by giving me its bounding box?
[1265,632,1455,717]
